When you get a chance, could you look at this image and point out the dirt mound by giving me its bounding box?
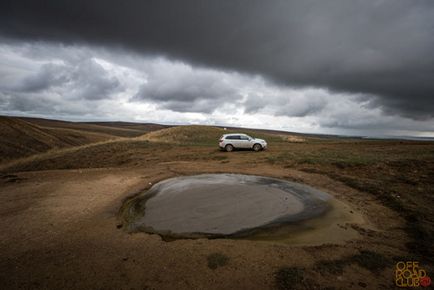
[0,116,113,163]
[142,125,225,145]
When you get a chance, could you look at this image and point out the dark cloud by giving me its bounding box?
[67,59,122,100]
[134,67,242,113]
[1,55,122,101]
[243,89,330,117]
[0,92,60,113]
[19,63,69,92]
[1,0,433,119]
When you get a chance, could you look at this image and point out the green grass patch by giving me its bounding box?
[350,250,390,273]
[319,168,434,261]
[264,149,378,168]
[274,267,305,290]
[207,252,229,270]
[315,250,390,275]
[314,259,347,275]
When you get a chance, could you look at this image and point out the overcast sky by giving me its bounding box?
[1,0,433,136]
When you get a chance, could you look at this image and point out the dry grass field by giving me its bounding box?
[0,116,433,289]
[0,117,170,163]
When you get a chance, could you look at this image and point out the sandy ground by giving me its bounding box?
[0,160,409,289]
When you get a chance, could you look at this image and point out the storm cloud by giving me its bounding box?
[1,0,434,119]
[1,57,121,101]
[134,63,244,113]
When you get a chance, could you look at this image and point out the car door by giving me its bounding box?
[226,135,240,148]
[239,135,251,148]
[232,135,242,148]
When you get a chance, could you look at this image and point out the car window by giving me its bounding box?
[240,135,249,140]
[226,135,240,140]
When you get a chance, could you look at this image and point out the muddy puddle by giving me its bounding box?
[121,174,365,245]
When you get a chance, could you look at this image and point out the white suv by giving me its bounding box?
[219,133,267,152]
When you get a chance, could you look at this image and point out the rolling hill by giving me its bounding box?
[142,125,225,145]
[0,116,310,168]
[0,116,170,163]
[0,116,116,163]
[0,123,290,172]
[20,117,169,138]
[141,125,293,145]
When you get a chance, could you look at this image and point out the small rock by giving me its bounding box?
[358,282,367,288]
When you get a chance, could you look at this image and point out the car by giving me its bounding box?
[219,133,267,152]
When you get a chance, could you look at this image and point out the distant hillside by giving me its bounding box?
[84,121,169,134]
[0,117,115,163]
[141,125,290,145]
[0,115,311,165]
[0,124,292,172]
[20,117,170,138]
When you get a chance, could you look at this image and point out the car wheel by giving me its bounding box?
[225,144,234,152]
[253,143,262,152]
